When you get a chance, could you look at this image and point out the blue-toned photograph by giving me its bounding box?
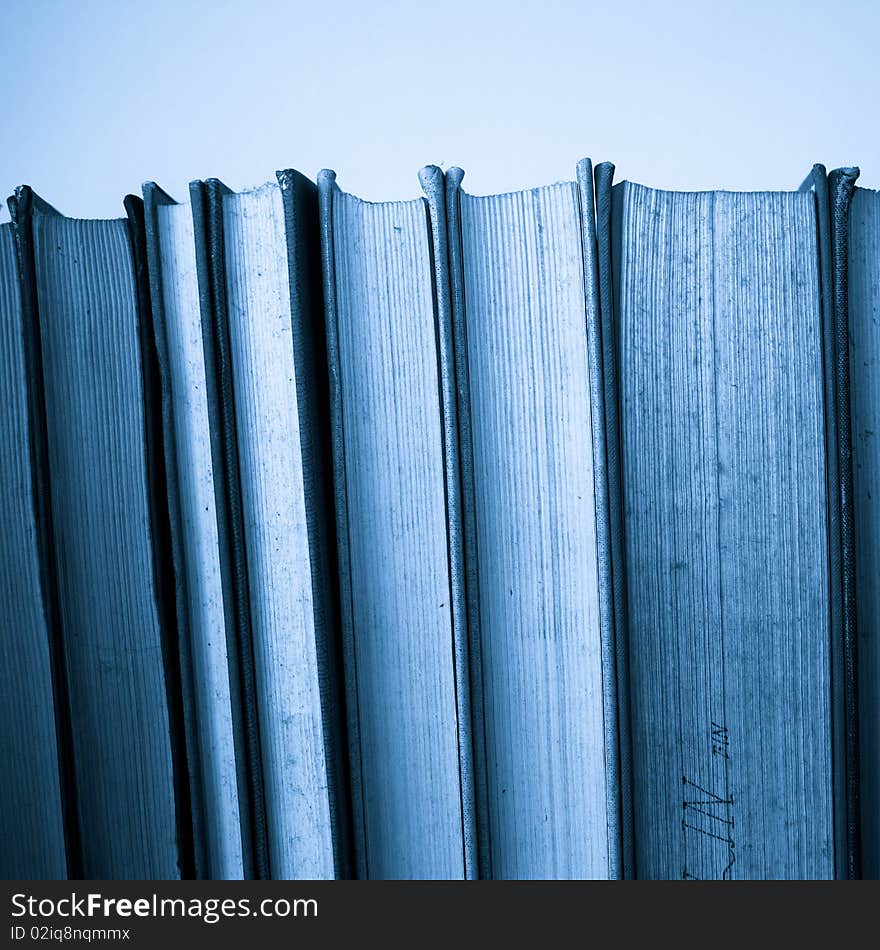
[0,0,877,898]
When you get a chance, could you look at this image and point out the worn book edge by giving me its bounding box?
[9,187,80,879]
[276,167,352,879]
[593,161,635,880]
[189,178,269,880]
[419,165,479,880]
[316,169,367,879]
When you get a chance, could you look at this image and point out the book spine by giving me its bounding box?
[0,220,68,878]
[803,165,847,880]
[803,164,861,879]
[592,162,635,880]
[419,165,479,880]
[443,167,491,880]
[316,169,367,879]
[190,179,269,880]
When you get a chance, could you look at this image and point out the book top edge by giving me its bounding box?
[457,178,578,203]
[31,208,126,225]
[616,180,816,199]
[222,180,280,200]
[332,189,426,210]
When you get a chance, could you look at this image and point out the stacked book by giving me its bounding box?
[0,159,876,880]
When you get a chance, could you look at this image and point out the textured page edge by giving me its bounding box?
[277,167,353,879]
[9,187,81,879]
[444,166,492,879]
[316,168,367,879]
[802,164,859,879]
[189,178,270,880]
[593,162,635,879]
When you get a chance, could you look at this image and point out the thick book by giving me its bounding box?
[172,175,343,880]
[318,169,475,879]
[848,182,879,878]
[444,162,618,879]
[11,190,184,879]
[598,167,849,879]
[0,221,69,879]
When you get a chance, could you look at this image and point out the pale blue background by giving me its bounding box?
[0,0,877,220]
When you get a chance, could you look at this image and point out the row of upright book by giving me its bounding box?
[1,159,877,880]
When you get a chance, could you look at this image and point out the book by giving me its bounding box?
[848,181,879,879]
[143,182,247,880]
[11,190,185,879]
[0,220,69,879]
[319,169,475,879]
[598,167,847,879]
[444,161,618,879]
[213,175,342,880]
[823,167,861,881]
[145,174,345,880]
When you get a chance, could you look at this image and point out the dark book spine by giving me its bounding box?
[803,165,847,879]
[419,165,480,880]
[828,166,862,880]
[576,158,623,879]
[593,162,635,880]
[316,169,367,879]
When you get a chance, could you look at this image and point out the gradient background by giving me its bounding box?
[1,0,877,220]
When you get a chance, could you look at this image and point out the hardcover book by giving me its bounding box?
[598,166,850,879]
